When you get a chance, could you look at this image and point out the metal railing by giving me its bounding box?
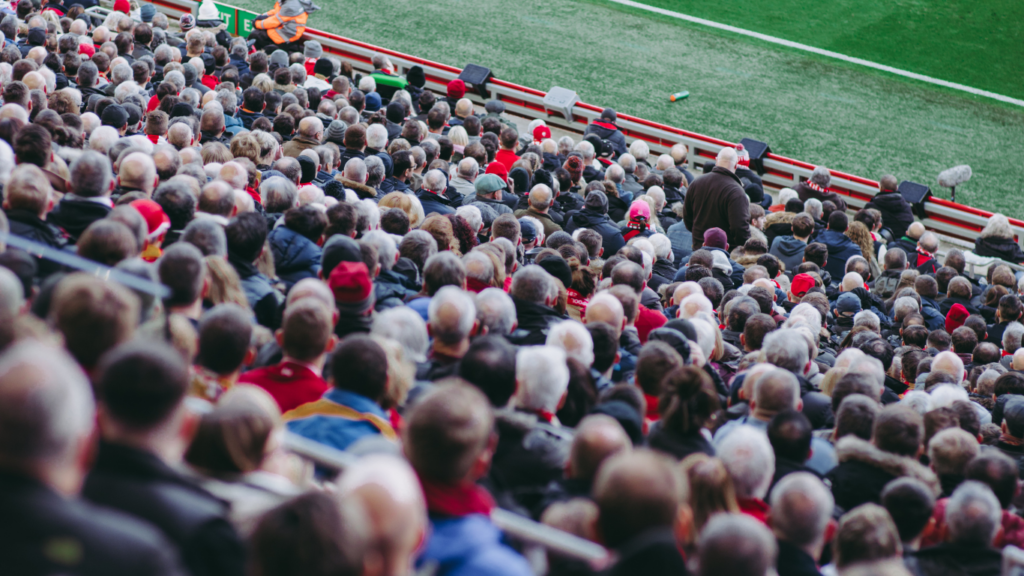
[281,432,610,565]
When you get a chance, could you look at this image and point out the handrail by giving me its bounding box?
[280,432,610,564]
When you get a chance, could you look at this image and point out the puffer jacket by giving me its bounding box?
[564,207,626,255]
[583,120,627,158]
[975,235,1024,264]
[374,269,415,311]
[267,226,322,290]
[488,409,573,513]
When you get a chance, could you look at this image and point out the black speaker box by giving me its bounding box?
[898,180,932,220]
[458,64,493,99]
[739,138,771,175]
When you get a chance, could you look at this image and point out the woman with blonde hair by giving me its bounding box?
[448,126,469,163]
[379,191,425,228]
[680,454,740,536]
[976,213,1024,264]
[820,366,849,397]
[845,220,882,280]
[185,385,305,535]
[204,256,250,309]
[251,73,274,94]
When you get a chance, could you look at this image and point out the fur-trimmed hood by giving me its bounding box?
[834,436,941,495]
[336,176,378,200]
[765,210,797,227]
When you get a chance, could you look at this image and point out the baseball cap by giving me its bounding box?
[836,292,861,316]
[101,104,128,129]
[628,199,650,222]
[519,219,537,243]
[474,173,506,195]
[790,273,815,298]
[533,125,551,141]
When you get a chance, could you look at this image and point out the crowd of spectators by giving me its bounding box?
[3,2,1024,576]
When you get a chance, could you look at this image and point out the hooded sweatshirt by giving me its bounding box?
[769,235,806,274]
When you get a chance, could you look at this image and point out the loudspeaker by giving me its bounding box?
[458,64,493,99]
[739,138,771,176]
[898,180,932,220]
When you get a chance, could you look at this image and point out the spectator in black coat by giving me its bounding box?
[4,164,66,274]
[416,169,456,217]
[48,151,114,244]
[975,213,1024,265]
[84,341,246,576]
[864,175,915,240]
[911,481,1004,576]
[583,108,628,159]
[826,405,940,512]
[506,265,566,346]
[647,366,719,461]
[0,341,186,576]
[767,410,822,497]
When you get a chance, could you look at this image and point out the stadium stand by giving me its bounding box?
[2,1,1024,575]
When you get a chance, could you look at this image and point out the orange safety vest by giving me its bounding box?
[254,0,309,44]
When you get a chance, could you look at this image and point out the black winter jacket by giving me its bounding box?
[507,297,566,346]
[825,436,940,512]
[564,207,626,255]
[975,235,1024,264]
[865,191,915,240]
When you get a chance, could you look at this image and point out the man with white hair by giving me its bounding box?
[417,169,455,216]
[463,250,495,293]
[547,320,595,367]
[334,455,428,576]
[419,286,476,381]
[338,158,377,200]
[475,287,517,336]
[795,165,847,211]
[450,157,478,197]
[719,425,776,523]
[515,345,571,424]
[0,342,187,574]
[772,473,835,574]
[362,229,414,311]
[912,481,1003,575]
[618,153,643,195]
[682,146,750,250]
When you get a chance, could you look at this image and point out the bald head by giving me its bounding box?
[770,473,834,550]
[167,122,194,150]
[22,71,45,92]
[335,454,427,574]
[118,152,157,194]
[298,116,324,140]
[569,415,631,481]
[672,282,702,306]
[932,351,965,385]
[528,184,552,212]
[716,147,738,171]
[907,222,925,240]
[287,278,335,310]
[842,272,864,292]
[218,161,247,190]
[585,292,625,336]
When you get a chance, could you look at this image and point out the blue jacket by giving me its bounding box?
[223,114,246,137]
[417,514,533,576]
[375,269,415,311]
[286,389,396,452]
[564,207,625,255]
[267,226,322,290]
[920,296,946,331]
[817,229,862,283]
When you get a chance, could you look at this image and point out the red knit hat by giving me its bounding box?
[447,79,466,99]
[130,199,170,240]
[945,303,969,333]
[563,156,583,182]
[790,273,815,298]
[485,161,508,183]
[78,42,95,58]
[113,0,130,13]
[328,261,374,313]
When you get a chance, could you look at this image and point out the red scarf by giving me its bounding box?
[644,393,661,421]
[466,277,491,293]
[566,288,589,314]
[804,180,828,194]
[420,479,495,517]
[146,134,161,145]
[622,220,648,241]
[1003,350,1013,357]
[245,186,261,206]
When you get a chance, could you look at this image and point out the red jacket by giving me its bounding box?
[635,305,667,343]
[494,149,520,172]
[239,360,329,413]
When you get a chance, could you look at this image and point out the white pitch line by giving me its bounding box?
[607,0,1024,108]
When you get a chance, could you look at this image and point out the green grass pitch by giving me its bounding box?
[231,0,1024,218]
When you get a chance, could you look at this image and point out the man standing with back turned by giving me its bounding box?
[683,147,750,251]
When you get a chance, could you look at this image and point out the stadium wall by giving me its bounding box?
[147,0,1024,249]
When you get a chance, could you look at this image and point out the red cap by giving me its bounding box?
[629,199,650,221]
[790,273,815,298]
[130,199,170,240]
[533,125,551,141]
[945,303,969,333]
[78,42,95,58]
[485,161,508,182]
[447,79,466,99]
[113,0,130,13]
[328,261,373,304]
